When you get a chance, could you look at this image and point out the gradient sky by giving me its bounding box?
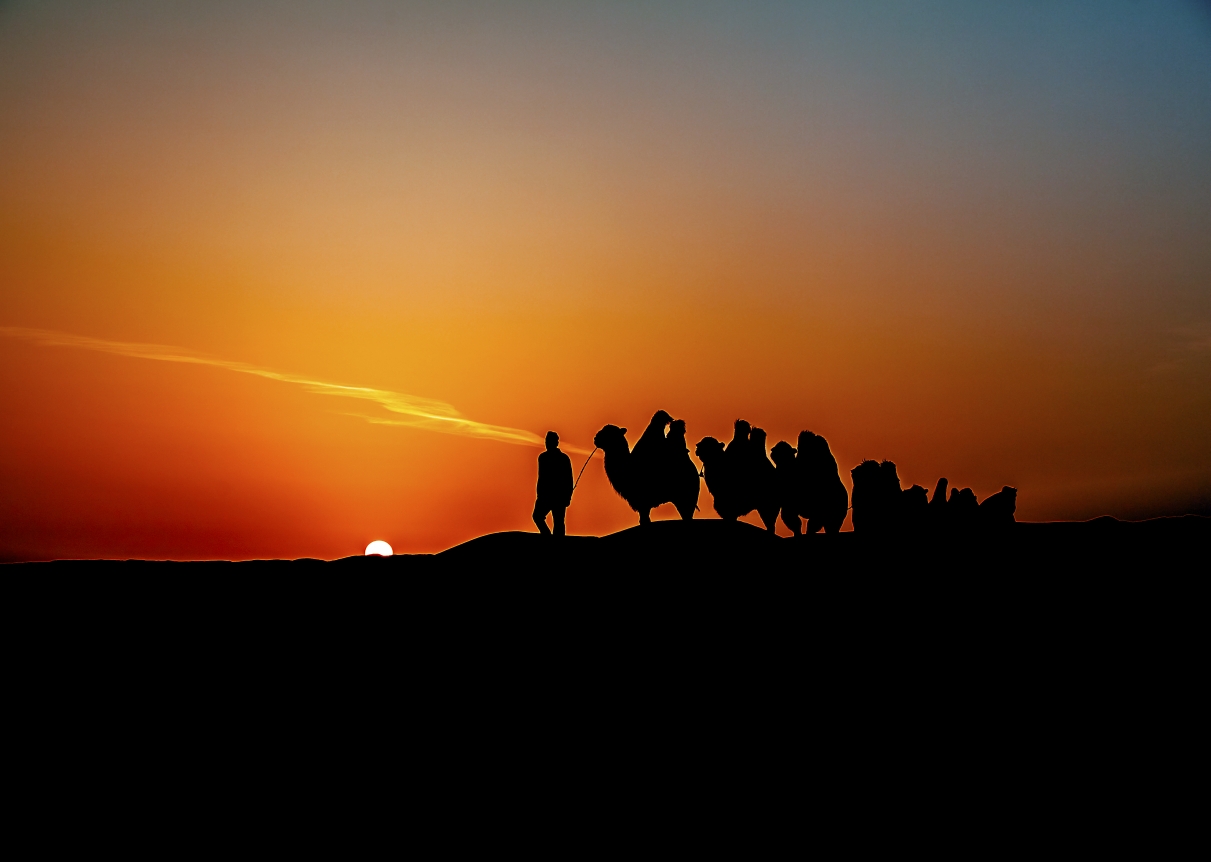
[2,1,1209,560]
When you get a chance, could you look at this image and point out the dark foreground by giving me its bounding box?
[6,515,1204,808]
[7,515,1205,721]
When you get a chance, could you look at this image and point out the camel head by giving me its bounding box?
[593,424,630,454]
[770,441,796,466]
[695,436,725,464]
[797,431,838,471]
[850,459,882,488]
[667,418,687,440]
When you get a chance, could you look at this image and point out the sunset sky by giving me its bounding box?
[2,1,1209,560]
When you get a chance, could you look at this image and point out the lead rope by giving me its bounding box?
[570,447,599,497]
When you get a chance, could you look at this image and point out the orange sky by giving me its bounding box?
[2,2,1209,560]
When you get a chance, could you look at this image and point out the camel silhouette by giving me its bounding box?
[594,410,700,525]
[794,431,849,535]
[696,419,778,529]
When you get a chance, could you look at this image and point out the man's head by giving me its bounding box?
[545,431,559,450]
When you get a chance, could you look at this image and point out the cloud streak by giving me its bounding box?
[0,326,582,451]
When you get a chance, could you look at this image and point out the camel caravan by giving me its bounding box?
[588,410,1017,534]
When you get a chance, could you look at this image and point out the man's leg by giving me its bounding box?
[532,500,552,535]
[552,506,566,537]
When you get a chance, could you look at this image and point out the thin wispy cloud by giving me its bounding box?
[0,326,582,451]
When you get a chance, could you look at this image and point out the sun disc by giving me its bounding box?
[365,540,393,556]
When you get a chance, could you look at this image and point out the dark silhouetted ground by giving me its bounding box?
[7,515,1207,576]
[5,514,1203,814]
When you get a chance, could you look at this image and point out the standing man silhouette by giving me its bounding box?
[533,431,574,536]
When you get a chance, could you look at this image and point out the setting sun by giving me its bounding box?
[365,541,393,557]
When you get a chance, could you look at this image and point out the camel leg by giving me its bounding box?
[781,509,802,536]
[676,503,695,520]
[639,509,652,526]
